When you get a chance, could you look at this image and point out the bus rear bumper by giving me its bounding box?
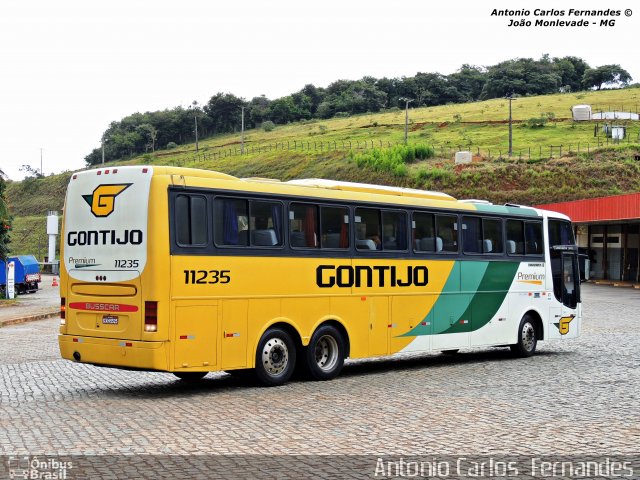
[59,334,169,371]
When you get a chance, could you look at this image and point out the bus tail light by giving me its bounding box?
[60,297,66,324]
[144,301,158,332]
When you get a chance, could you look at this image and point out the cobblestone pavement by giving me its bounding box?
[0,285,638,476]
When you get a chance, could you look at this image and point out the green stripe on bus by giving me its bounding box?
[399,261,520,337]
[439,261,520,335]
[400,261,488,337]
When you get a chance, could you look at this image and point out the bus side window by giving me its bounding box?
[290,203,319,248]
[175,194,208,246]
[413,212,437,252]
[250,200,283,247]
[525,222,543,255]
[506,220,525,255]
[462,216,482,254]
[214,198,248,246]
[381,211,407,251]
[436,215,458,252]
[355,208,381,250]
[320,206,349,249]
[482,218,503,254]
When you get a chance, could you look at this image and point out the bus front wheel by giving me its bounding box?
[510,314,537,357]
[304,325,345,381]
[255,328,296,387]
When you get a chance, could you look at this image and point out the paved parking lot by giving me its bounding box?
[0,284,638,477]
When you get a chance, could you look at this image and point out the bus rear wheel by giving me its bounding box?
[304,325,345,381]
[255,328,296,387]
[510,314,537,357]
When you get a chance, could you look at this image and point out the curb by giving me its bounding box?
[0,310,60,328]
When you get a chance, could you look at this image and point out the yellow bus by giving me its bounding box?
[59,165,581,386]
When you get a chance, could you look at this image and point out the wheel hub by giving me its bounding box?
[314,335,339,371]
[522,323,535,351]
[262,338,288,376]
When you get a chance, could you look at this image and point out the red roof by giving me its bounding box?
[536,192,640,223]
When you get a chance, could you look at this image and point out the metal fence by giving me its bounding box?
[163,135,640,167]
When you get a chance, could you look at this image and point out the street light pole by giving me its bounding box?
[192,100,199,153]
[241,106,245,155]
[399,98,413,145]
[194,114,199,153]
[506,94,516,157]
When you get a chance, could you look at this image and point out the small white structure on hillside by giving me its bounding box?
[572,105,592,121]
[454,151,472,164]
[611,126,626,140]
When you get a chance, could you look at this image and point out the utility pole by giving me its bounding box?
[399,98,413,144]
[241,106,245,155]
[192,100,199,153]
[101,140,105,166]
[40,148,43,177]
[194,114,199,153]
[506,94,516,157]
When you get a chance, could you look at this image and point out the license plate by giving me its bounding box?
[102,315,119,325]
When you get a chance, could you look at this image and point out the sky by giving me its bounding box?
[0,0,638,181]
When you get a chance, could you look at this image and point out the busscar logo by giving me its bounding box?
[82,184,132,217]
[554,314,575,335]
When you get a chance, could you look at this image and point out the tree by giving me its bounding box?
[203,93,246,133]
[248,95,271,126]
[19,165,43,179]
[136,124,158,152]
[480,57,562,99]
[582,65,632,90]
[0,170,11,262]
[268,96,299,124]
[553,56,590,92]
[448,64,487,102]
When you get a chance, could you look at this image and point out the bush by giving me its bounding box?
[525,117,548,128]
[334,112,350,118]
[350,144,434,176]
[262,121,275,132]
[166,142,178,149]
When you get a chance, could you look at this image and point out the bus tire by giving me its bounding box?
[255,328,296,387]
[510,314,537,357]
[173,372,207,381]
[304,325,345,381]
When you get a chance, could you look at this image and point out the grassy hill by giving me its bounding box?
[5,87,640,259]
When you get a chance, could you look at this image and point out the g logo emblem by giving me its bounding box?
[556,315,575,335]
[82,184,132,217]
